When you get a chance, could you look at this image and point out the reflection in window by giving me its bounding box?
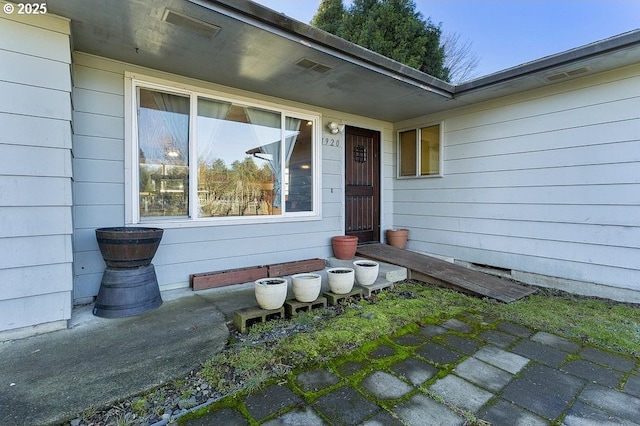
[133,83,318,222]
[286,119,313,212]
[399,129,417,177]
[398,125,441,177]
[197,100,279,217]
[420,125,440,175]
[138,88,190,217]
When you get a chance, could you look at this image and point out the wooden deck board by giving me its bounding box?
[356,244,535,303]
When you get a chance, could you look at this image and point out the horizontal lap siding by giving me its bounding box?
[72,54,358,300]
[72,56,128,299]
[383,138,396,229]
[0,13,73,331]
[393,67,640,293]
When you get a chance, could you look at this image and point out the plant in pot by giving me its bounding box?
[386,228,409,249]
[331,235,358,259]
[353,260,379,286]
[292,273,322,302]
[326,267,355,294]
[254,277,288,310]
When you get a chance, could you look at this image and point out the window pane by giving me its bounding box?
[399,130,417,176]
[420,125,440,176]
[138,88,190,217]
[285,118,313,212]
[196,99,281,217]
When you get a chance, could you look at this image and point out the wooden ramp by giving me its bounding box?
[356,244,535,303]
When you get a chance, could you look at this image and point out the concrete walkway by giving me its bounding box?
[0,257,401,425]
[1,258,638,425]
[0,288,233,426]
[184,315,640,425]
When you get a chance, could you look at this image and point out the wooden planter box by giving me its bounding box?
[190,258,326,291]
[190,266,268,291]
[268,258,326,277]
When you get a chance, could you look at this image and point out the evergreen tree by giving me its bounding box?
[312,0,345,35]
[312,0,450,81]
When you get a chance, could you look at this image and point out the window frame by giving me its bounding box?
[125,73,322,227]
[396,122,444,179]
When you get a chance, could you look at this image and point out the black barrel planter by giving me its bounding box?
[93,227,164,318]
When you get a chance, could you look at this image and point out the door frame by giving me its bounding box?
[343,125,381,243]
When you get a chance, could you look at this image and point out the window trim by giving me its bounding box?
[396,122,444,179]
[125,72,322,227]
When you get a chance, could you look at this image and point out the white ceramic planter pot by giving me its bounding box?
[254,278,288,310]
[327,268,355,294]
[292,273,322,302]
[353,260,379,286]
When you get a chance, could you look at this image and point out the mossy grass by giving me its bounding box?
[173,281,640,425]
[495,286,640,355]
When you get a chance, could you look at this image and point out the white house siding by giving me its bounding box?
[393,65,640,302]
[0,8,73,336]
[71,53,390,302]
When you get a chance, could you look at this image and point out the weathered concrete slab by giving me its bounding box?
[390,357,437,386]
[0,295,228,426]
[393,394,465,426]
[313,386,379,424]
[577,383,640,424]
[295,369,340,392]
[455,357,513,392]
[262,406,325,426]
[478,399,548,426]
[361,371,413,400]
[243,383,303,422]
[474,346,530,374]
[430,375,494,412]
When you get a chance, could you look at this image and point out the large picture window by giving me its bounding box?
[398,124,442,178]
[131,80,319,224]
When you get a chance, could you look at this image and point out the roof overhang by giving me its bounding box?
[44,0,640,122]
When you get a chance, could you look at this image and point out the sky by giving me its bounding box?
[253,0,640,79]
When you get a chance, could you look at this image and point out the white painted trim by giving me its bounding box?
[396,121,445,179]
[124,73,135,224]
[124,72,323,226]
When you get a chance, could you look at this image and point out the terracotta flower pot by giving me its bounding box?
[331,235,358,260]
[386,229,409,249]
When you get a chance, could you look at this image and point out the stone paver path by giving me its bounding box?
[183,314,640,425]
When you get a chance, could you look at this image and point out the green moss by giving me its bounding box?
[491,288,640,356]
[130,398,148,416]
[200,345,275,396]
[180,281,640,424]
[178,397,243,424]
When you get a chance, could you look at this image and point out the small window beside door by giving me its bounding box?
[398,124,442,178]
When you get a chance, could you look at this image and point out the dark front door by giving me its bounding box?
[344,126,380,243]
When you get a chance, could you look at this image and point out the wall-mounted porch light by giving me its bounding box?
[327,121,345,134]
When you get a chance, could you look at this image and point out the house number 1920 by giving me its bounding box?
[322,137,341,147]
